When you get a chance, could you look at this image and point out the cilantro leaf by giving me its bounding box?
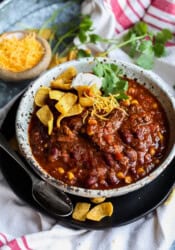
[133,21,148,36]
[93,61,128,99]
[113,80,128,92]
[79,16,93,31]
[136,53,154,69]
[153,29,173,57]
[128,33,138,57]
[138,40,153,54]
[89,34,102,43]
[77,49,92,58]
[115,92,129,100]
[153,43,165,57]
[155,29,173,44]
[78,30,87,43]
[93,62,104,77]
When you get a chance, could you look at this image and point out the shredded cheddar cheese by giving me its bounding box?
[93,94,118,115]
[0,33,44,72]
[84,93,121,120]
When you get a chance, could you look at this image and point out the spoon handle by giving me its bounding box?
[0,132,73,217]
[0,132,36,182]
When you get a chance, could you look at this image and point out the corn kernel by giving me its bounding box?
[58,167,65,174]
[137,167,145,175]
[131,99,139,105]
[158,131,164,142]
[88,118,97,125]
[125,176,132,184]
[87,127,94,136]
[152,103,158,109]
[128,87,135,95]
[155,159,160,165]
[123,99,130,106]
[67,171,74,180]
[117,171,125,179]
[149,147,156,156]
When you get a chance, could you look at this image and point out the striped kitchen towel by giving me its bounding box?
[105,0,175,41]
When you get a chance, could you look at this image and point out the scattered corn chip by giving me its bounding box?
[48,119,53,135]
[86,202,113,221]
[55,93,77,114]
[58,66,77,81]
[76,85,101,107]
[67,49,78,60]
[34,87,50,107]
[49,90,65,100]
[90,197,106,204]
[51,80,71,90]
[57,104,83,127]
[36,105,53,135]
[76,85,89,96]
[51,67,77,89]
[72,202,91,221]
[76,84,101,97]
[39,28,55,41]
[48,54,60,69]
[79,97,93,107]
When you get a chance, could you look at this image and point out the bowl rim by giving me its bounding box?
[15,57,175,198]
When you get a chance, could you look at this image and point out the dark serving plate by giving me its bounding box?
[0,98,175,230]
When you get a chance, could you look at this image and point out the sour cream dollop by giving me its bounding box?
[71,72,102,89]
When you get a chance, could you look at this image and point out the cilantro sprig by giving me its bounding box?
[52,15,97,56]
[75,18,173,69]
[37,11,173,70]
[93,61,128,99]
[122,22,173,69]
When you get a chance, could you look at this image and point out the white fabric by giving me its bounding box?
[0,1,175,250]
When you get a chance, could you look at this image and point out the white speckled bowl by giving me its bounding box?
[15,57,175,198]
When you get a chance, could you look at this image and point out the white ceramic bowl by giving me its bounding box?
[0,31,52,82]
[16,57,175,198]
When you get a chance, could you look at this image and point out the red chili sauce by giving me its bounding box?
[29,79,169,189]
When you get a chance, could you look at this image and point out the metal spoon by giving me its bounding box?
[0,132,73,217]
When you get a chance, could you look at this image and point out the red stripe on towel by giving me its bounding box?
[137,0,146,10]
[166,41,175,46]
[22,236,32,250]
[0,241,4,247]
[146,12,175,25]
[8,239,21,250]
[152,0,175,15]
[0,233,8,243]
[126,0,141,18]
[110,0,134,29]
[115,27,121,34]
[144,21,175,36]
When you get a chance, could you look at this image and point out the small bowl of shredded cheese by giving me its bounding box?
[0,31,52,82]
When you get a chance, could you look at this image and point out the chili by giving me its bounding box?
[28,79,169,189]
